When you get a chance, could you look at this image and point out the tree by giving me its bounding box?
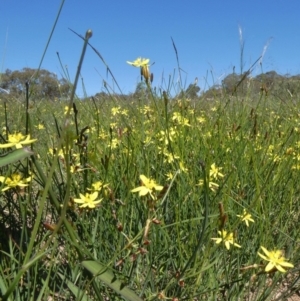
[185,83,200,99]
[0,68,70,99]
[222,73,239,92]
[201,85,223,100]
[176,82,201,100]
[133,82,147,97]
[255,70,283,87]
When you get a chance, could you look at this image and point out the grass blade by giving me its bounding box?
[0,147,34,167]
[82,260,143,301]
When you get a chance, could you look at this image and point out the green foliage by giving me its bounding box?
[220,70,300,98]
[1,88,300,300]
[82,261,143,301]
[0,148,33,167]
[0,68,70,99]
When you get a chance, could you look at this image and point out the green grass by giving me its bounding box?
[1,84,300,300]
[0,9,300,300]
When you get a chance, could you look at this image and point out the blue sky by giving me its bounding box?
[1,0,300,97]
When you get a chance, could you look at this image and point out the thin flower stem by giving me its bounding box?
[66,29,93,120]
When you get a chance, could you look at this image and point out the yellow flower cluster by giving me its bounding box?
[211,204,293,273]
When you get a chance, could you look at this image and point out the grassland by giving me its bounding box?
[1,73,300,300]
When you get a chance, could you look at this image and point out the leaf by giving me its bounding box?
[57,273,92,301]
[0,147,34,167]
[81,260,143,301]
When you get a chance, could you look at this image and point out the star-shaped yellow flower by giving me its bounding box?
[209,163,224,180]
[0,173,32,191]
[127,57,151,82]
[258,246,294,273]
[74,192,102,209]
[90,181,106,191]
[127,57,150,67]
[0,133,37,149]
[131,175,163,199]
[237,209,255,227]
[211,230,241,250]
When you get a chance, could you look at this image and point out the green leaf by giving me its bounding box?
[81,260,143,301]
[0,148,34,167]
[57,272,92,301]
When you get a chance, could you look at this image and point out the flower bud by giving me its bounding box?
[141,65,150,83]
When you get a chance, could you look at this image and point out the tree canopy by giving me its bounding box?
[0,68,70,100]
[218,70,300,98]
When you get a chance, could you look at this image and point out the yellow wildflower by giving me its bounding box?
[211,230,241,250]
[237,209,254,227]
[131,175,163,199]
[48,148,64,159]
[258,246,294,273]
[36,124,45,130]
[127,57,151,83]
[64,105,73,115]
[0,133,37,149]
[209,163,224,180]
[87,181,109,192]
[198,178,219,191]
[74,192,102,209]
[179,161,188,173]
[165,172,174,181]
[127,57,149,67]
[0,173,32,191]
[111,106,121,116]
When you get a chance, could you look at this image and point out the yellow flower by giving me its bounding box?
[179,161,188,173]
[64,105,73,115]
[0,173,32,191]
[70,164,84,174]
[211,230,241,250]
[127,57,151,83]
[74,192,102,209]
[258,246,294,273]
[163,151,179,163]
[87,181,108,192]
[36,124,45,130]
[127,57,150,67]
[165,172,174,181]
[48,148,64,159]
[172,112,191,127]
[131,175,163,199]
[198,178,219,191]
[0,133,37,149]
[196,116,206,124]
[237,209,254,227]
[111,106,121,116]
[209,163,224,180]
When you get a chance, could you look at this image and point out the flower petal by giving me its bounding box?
[265,262,275,272]
[279,261,294,268]
[257,252,268,261]
[260,246,271,257]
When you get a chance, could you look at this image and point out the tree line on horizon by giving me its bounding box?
[0,68,70,100]
[1,67,300,101]
[202,70,300,100]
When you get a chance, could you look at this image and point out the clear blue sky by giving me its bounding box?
[1,0,300,97]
